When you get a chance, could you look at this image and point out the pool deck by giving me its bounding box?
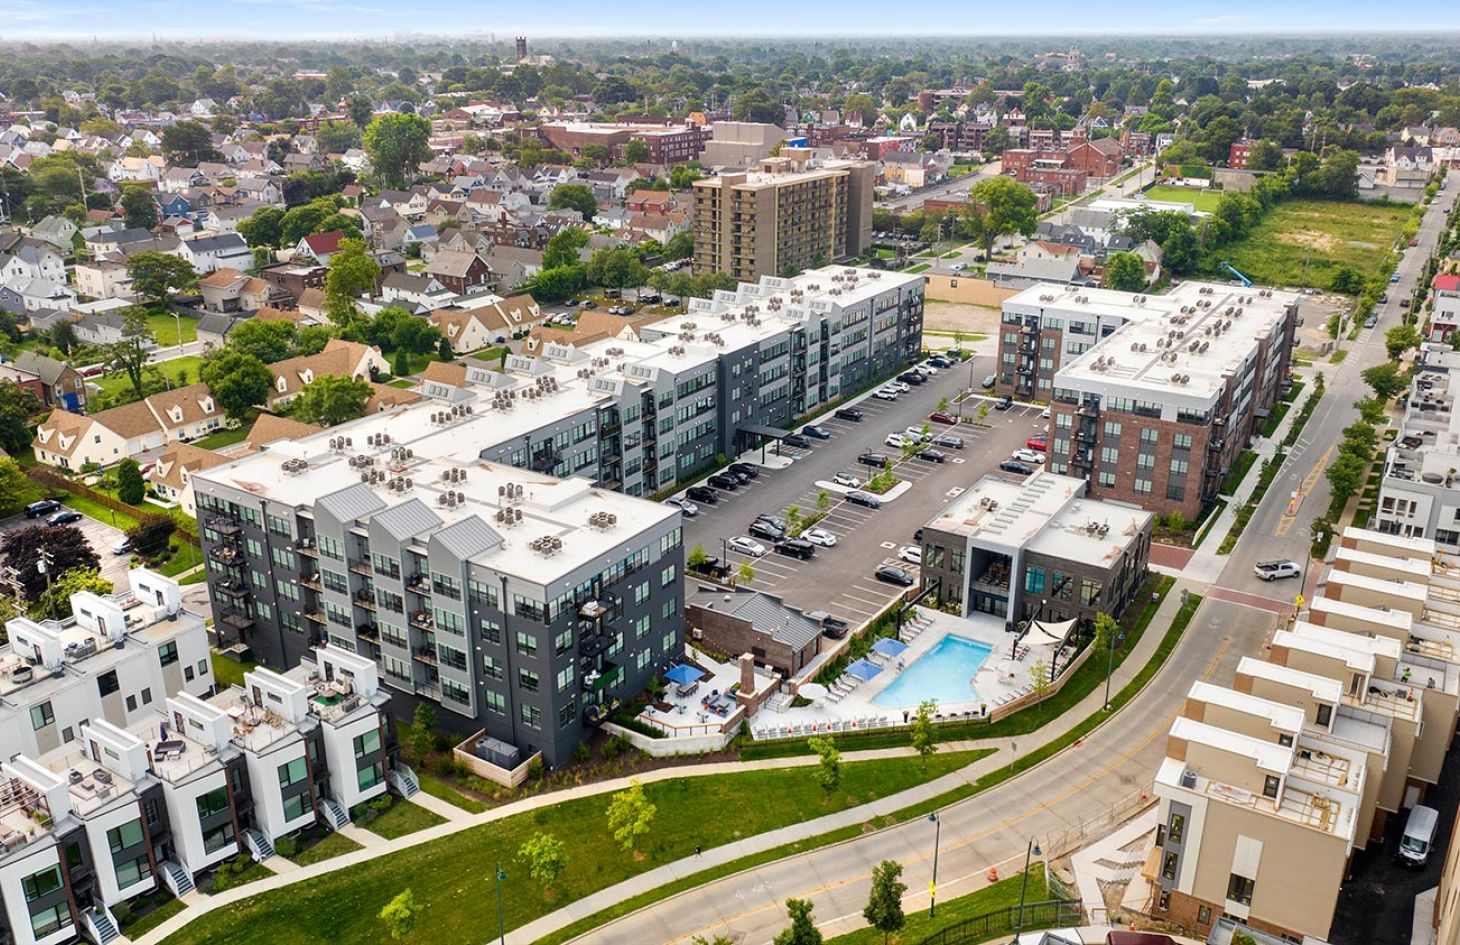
[749,607,1065,737]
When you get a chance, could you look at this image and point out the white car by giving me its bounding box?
[890,381,912,393]
[885,433,910,448]
[903,426,929,443]
[1012,448,1046,464]
[728,536,767,557]
[832,472,861,488]
[920,363,939,375]
[1040,406,1051,419]
[897,545,923,565]
[803,528,838,547]
[950,262,967,272]
[873,388,900,401]
[664,497,699,516]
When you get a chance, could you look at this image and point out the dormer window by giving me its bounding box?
[301,369,314,384]
[169,406,183,423]
[200,398,214,413]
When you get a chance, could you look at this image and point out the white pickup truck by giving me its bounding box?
[1253,560,1301,581]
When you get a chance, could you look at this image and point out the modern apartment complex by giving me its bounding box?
[1148,526,1460,943]
[0,569,400,945]
[996,282,1298,519]
[1374,345,1460,548]
[918,470,1152,628]
[692,151,875,281]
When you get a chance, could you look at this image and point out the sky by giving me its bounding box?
[6,0,1460,40]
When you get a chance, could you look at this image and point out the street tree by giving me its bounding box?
[120,184,158,230]
[807,735,841,794]
[377,888,417,941]
[199,349,274,418]
[1029,659,1052,711]
[364,112,432,189]
[773,899,824,945]
[548,183,599,219]
[543,228,590,269]
[738,559,756,586]
[587,246,649,289]
[126,252,197,307]
[1386,323,1422,360]
[1103,252,1147,292]
[606,779,657,853]
[410,702,436,763]
[518,831,568,889]
[862,860,907,945]
[1,524,100,602]
[31,567,113,621]
[960,176,1038,261]
[1325,450,1370,506]
[323,237,381,325]
[116,458,145,504]
[911,698,939,769]
[1361,362,1406,400]
[101,307,156,399]
[291,375,373,427]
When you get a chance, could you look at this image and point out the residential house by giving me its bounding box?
[376,190,429,219]
[160,167,209,194]
[402,224,439,251]
[31,383,224,469]
[233,178,284,206]
[198,268,275,313]
[266,339,389,407]
[624,189,676,214]
[242,414,322,453]
[380,272,455,311]
[0,362,47,408]
[1431,274,1460,342]
[0,239,66,282]
[106,156,164,183]
[148,443,230,515]
[84,227,157,258]
[72,309,149,347]
[177,233,252,274]
[28,215,78,252]
[6,277,76,313]
[424,249,491,295]
[205,204,259,234]
[482,245,543,292]
[295,231,347,265]
[195,312,242,351]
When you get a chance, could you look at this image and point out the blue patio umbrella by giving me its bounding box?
[664,664,705,687]
[846,658,884,681]
[871,638,908,658]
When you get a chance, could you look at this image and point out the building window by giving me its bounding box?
[357,761,385,791]
[515,631,538,657]
[195,786,230,819]
[353,729,381,758]
[1198,906,1212,925]
[203,820,236,854]
[518,669,540,693]
[1024,568,1045,594]
[1263,775,1280,799]
[107,819,144,853]
[278,757,308,788]
[98,670,120,697]
[158,642,179,666]
[1168,812,1184,844]
[30,702,54,730]
[22,865,63,901]
[114,854,150,890]
[1278,733,1294,747]
[520,704,542,729]
[484,690,506,713]
[1226,873,1255,906]
[1157,890,1171,911]
[29,904,70,938]
[283,793,309,821]
[1162,851,1177,880]
[1316,703,1333,726]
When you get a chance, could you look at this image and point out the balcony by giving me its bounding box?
[412,647,438,666]
[303,611,326,624]
[216,579,250,600]
[347,560,372,577]
[584,662,623,693]
[354,593,378,611]
[208,516,242,536]
[405,574,430,595]
[295,539,319,557]
[579,633,613,658]
[409,610,434,630]
[300,573,323,591]
[209,545,243,566]
[220,612,254,631]
[356,623,379,642]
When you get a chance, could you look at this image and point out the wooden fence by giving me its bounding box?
[24,467,200,544]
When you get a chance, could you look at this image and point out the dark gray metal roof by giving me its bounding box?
[730,592,823,649]
[429,516,502,560]
[316,482,387,524]
[372,497,443,541]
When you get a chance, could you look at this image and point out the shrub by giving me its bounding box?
[273,835,298,858]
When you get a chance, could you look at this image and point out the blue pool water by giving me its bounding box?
[872,634,993,707]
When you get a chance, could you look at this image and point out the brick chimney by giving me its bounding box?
[739,653,756,695]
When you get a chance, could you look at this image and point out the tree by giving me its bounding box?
[292,375,373,427]
[1325,450,1370,506]
[2,524,100,601]
[734,87,783,124]
[1386,323,1422,360]
[910,699,938,770]
[961,176,1038,260]
[0,457,41,518]
[120,184,158,231]
[392,316,439,354]
[437,337,454,362]
[606,779,656,853]
[161,120,222,165]
[199,349,274,417]
[862,860,907,945]
[1329,267,1365,294]
[623,139,650,164]
[410,702,436,763]
[238,205,286,248]
[316,119,363,154]
[393,348,412,378]
[1103,252,1147,292]
[378,888,417,941]
[1246,139,1284,171]
[1361,362,1406,400]
[1028,659,1052,711]
[542,228,590,270]
[687,544,709,571]
[517,831,568,889]
[324,238,381,324]
[587,246,648,289]
[127,514,175,559]
[548,183,598,220]
[228,319,298,363]
[807,735,841,793]
[0,380,42,454]
[663,230,694,260]
[101,308,156,399]
[737,559,756,586]
[127,253,197,308]
[116,458,146,504]
[31,567,113,621]
[774,898,823,945]
[364,112,432,189]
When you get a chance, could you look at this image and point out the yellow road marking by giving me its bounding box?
[1275,442,1336,538]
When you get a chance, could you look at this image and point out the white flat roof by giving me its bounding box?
[1309,594,1415,634]
[1171,716,1292,775]
[1236,657,1344,705]
[1333,547,1433,581]
[1187,680,1306,735]
[1324,568,1429,605]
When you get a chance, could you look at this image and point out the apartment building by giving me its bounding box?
[918,470,1151,627]
[1373,345,1460,546]
[1432,275,1460,343]
[692,150,875,281]
[1147,525,1460,943]
[997,282,1298,520]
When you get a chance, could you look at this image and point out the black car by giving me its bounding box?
[707,474,741,490]
[818,615,851,639]
[994,396,1014,411]
[913,528,924,543]
[918,448,947,463]
[932,434,964,449]
[999,460,1034,475]
[774,539,816,560]
[755,513,788,530]
[686,485,720,504]
[898,371,925,385]
[845,490,882,509]
[728,462,761,480]
[690,555,731,579]
[834,407,864,422]
[802,424,831,439]
[48,510,83,526]
[927,356,951,368]
[749,520,786,542]
[858,450,889,467]
[875,564,915,586]
[25,499,61,519]
[782,433,811,449]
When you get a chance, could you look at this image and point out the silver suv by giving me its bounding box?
[1253,560,1301,581]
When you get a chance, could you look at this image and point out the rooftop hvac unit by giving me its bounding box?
[1181,769,1198,789]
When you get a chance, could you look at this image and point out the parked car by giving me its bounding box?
[932,434,964,449]
[782,433,811,449]
[1400,805,1440,868]
[890,381,911,393]
[815,614,851,639]
[24,499,61,519]
[1364,313,1378,328]
[664,497,699,516]
[858,451,890,467]
[48,510,83,526]
[749,520,786,542]
[727,462,761,479]
[918,448,947,463]
[728,536,766,557]
[1026,436,1048,451]
[999,460,1034,475]
[873,388,900,401]
[1253,559,1301,581]
[754,514,787,530]
[833,472,861,488]
[994,395,1014,411]
[885,433,910,448]
[902,427,930,443]
[802,424,831,439]
[1379,292,1389,303]
[919,362,939,375]
[686,486,720,504]
[112,537,132,556]
[928,411,957,425]
[1012,448,1046,464]
[898,546,922,565]
[898,372,925,386]
[927,356,951,368]
[875,564,915,586]
[981,374,997,389]
[846,490,883,509]
[913,528,923,543]
[834,407,864,422]
[707,473,741,490]
[1391,273,1402,283]
[1401,299,1411,309]
[690,555,730,578]
[774,539,816,560]
[802,527,838,547]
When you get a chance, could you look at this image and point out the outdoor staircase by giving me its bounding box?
[160,860,194,897]
[389,763,420,799]
[764,691,793,713]
[318,797,350,831]
[243,827,275,862]
[83,906,119,945]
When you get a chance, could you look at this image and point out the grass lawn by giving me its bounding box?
[1142,184,1225,212]
[288,831,364,867]
[62,492,140,531]
[825,866,1051,945]
[211,653,257,689]
[388,350,448,378]
[154,544,203,576]
[93,355,207,398]
[147,312,199,347]
[119,897,187,940]
[360,798,447,840]
[157,749,990,945]
[418,772,488,814]
[906,263,931,274]
[1216,198,1417,288]
[193,426,251,450]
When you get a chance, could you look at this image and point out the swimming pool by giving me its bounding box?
[872,634,993,707]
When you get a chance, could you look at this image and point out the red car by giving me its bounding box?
[928,411,958,425]
[1026,436,1048,451]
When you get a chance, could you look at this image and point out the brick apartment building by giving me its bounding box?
[926,120,992,152]
[536,122,708,165]
[996,282,1298,520]
[1228,139,1253,169]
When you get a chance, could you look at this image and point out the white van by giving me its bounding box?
[1400,805,1439,867]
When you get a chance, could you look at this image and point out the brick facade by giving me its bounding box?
[686,602,821,676]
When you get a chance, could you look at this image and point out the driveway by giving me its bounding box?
[0,509,134,594]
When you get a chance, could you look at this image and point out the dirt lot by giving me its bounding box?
[924,300,1001,335]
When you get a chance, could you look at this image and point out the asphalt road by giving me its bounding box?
[678,364,1048,623]
[883,161,1003,212]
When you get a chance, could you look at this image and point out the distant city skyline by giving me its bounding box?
[6,0,1460,41]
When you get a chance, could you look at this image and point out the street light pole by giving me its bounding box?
[1012,837,1042,943]
[1103,620,1115,711]
[928,811,941,917]
[494,863,507,945]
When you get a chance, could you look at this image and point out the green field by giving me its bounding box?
[1141,184,1225,212]
[826,867,1051,945]
[92,355,206,398]
[147,312,199,347]
[1216,198,1417,289]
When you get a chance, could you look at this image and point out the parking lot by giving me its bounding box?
[677,363,1050,629]
[0,508,135,594]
